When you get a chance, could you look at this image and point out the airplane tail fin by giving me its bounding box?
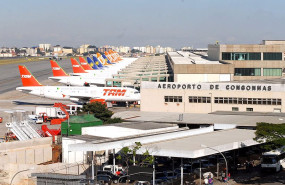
[93,55,104,68]
[18,65,42,86]
[96,53,107,65]
[102,54,113,64]
[108,51,117,62]
[87,57,99,70]
[79,57,93,70]
[50,60,68,77]
[105,51,116,63]
[70,58,87,73]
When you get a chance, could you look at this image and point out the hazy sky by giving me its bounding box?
[0,0,284,49]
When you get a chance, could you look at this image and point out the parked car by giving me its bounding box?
[192,159,214,168]
[150,179,169,185]
[97,170,119,183]
[164,171,178,180]
[200,159,215,168]
[97,174,112,185]
[79,179,95,185]
[155,172,168,181]
[174,167,191,175]
[134,181,151,185]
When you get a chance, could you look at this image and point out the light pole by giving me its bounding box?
[10,167,34,185]
[201,144,228,184]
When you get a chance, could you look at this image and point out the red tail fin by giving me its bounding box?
[18,65,42,86]
[79,57,93,70]
[50,60,68,77]
[71,58,87,73]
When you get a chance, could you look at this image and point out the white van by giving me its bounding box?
[103,165,123,174]
[261,146,285,172]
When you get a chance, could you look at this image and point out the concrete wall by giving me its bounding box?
[62,138,86,164]
[173,63,233,75]
[175,74,231,83]
[0,138,52,165]
[1,162,89,185]
[0,137,88,185]
[263,40,285,45]
[208,44,220,61]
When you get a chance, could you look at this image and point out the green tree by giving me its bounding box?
[82,52,89,56]
[36,48,44,56]
[15,48,20,54]
[116,142,154,175]
[254,122,285,150]
[131,49,141,53]
[81,102,123,124]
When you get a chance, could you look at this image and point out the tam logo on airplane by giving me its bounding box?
[53,67,60,70]
[21,75,32,78]
[103,89,126,96]
[73,65,80,67]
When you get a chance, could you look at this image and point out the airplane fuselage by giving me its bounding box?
[16,86,140,103]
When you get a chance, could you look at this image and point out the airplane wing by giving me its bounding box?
[69,95,100,103]
[16,87,33,93]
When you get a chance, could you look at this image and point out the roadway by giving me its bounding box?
[0,58,73,94]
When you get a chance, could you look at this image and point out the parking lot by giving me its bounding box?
[82,143,285,185]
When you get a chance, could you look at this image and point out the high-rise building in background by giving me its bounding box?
[78,44,90,54]
[39,44,51,51]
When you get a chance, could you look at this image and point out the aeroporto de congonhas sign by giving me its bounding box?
[141,82,285,92]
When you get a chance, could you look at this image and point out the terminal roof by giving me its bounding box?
[113,111,285,127]
[66,127,257,159]
[168,51,221,65]
[138,128,257,158]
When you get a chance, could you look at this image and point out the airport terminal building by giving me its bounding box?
[140,80,285,113]
[142,40,285,113]
[208,40,285,81]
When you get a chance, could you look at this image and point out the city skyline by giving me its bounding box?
[0,0,284,48]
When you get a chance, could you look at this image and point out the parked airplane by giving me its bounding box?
[102,54,115,64]
[86,56,101,70]
[72,57,127,78]
[79,57,94,71]
[16,65,140,103]
[48,60,105,86]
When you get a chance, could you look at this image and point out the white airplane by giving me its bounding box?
[74,55,134,77]
[48,60,106,86]
[50,57,134,86]
[16,65,141,103]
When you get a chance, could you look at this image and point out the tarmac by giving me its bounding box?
[0,58,73,138]
[0,58,72,94]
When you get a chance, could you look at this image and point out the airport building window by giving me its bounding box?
[165,96,182,103]
[222,52,261,60]
[263,52,282,60]
[222,52,231,60]
[234,68,261,76]
[246,108,253,112]
[214,97,281,105]
[232,107,239,111]
[189,96,211,103]
[249,53,262,60]
[263,68,282,76]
